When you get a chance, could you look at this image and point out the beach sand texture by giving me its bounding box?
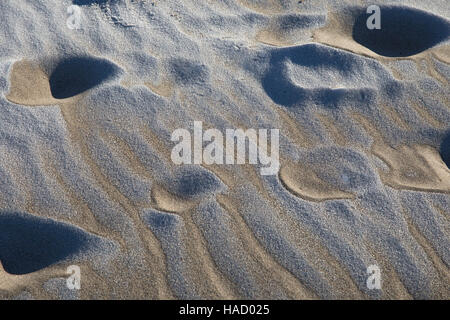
[0,0,449,299]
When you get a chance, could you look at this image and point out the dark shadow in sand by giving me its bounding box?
[49,56,120,99]
[352,6,450,57]
[440,131,450,169]
[0,212,89,275]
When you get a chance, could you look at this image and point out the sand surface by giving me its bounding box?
[0,0,449,299]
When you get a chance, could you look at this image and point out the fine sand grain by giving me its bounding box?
[0,0,449,300]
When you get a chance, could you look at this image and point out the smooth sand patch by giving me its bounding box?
[313,11,379,58]
[373,144,450,194]
[145,79,174,98]
[0,261,66,295]
[351,112,450,193]
[279,160,354,202]
[6,56,120,106]
[151,185,197,213]
[256,29,292,46]
[0,261,22,292]
[5,60,68,106]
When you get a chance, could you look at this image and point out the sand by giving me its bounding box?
[0,0,449,300]
[279,160,355,201]
[5,60,62,106]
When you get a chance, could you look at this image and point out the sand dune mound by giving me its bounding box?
[151,167,224,213]
[170,167,224,200]
[142,210,183,236]
[49,56,121,99]
[0,212,95,275]
[256,14,326,46]
[352,6,450,57]
[141,209,201,299]
[262,44,386,108]
[268,14,323,32]
[169,58,209,86]
[71,0,146,27]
